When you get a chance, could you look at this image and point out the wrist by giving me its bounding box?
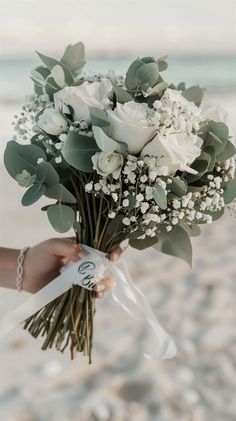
[0,248,20,290]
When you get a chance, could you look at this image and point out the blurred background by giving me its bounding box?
[0,1,236,420]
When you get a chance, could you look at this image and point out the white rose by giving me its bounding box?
[107,101,155,155]
[141,132,203,175]
[54,79,112,123]
[92,152,123,179]
[38,108,67,136]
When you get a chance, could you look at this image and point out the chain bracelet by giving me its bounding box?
[16,247,30,292]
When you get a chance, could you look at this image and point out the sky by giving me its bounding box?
[0,0,236,57]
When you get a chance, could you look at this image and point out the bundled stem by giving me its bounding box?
[23,172,120,361]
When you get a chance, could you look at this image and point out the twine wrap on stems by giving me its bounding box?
[0,245,176,361]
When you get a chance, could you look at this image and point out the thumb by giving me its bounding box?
[45,238,82,263]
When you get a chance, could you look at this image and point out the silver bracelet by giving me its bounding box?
[16,247,30,292]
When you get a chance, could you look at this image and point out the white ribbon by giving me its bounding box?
[0,245,176,360]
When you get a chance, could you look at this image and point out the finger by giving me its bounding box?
[45,238,83,263]
[94,276,113,296]
[109,246,123,262]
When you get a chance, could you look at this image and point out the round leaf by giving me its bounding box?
[4,141,46,179]
[47,204,75,233]
[153,224,192,267]
[36,162,60,187]
[21,183,46,206]
[153,183,167,209]
[62,131,99,172]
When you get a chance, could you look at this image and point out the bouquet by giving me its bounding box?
[3,42,236,362]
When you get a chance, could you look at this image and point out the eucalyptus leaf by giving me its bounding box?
[222,173,236,204]
[157,59,168,72]
[45,183,76,203]
[182,86,204,106]
[129,235,159,250]
[110,80,133,103]
[62,131,99,172]
[169,176,187,197]
[36,161,60,187]
[21,183,46,206]
[61,42,86,74]
[185,151,211,183]
[92,126,126,153]
[146,81,168,97]
[4,141,46,179]
[204,146,216,171]
[153,183,167,209]
[153,224,192,267]
[30,66,50,86]
[216,140,236,162]
[36,51,74,85]
[125,58,144,90]
[136,62,159,91]
[51,65,66,88]
[47,204,75,233]
[90,107,111,136]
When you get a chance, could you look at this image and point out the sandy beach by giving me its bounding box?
[0,92,236,420]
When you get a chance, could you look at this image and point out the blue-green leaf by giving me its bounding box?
[153,183,167,209]
[110,80,133,103]
[4,141,46,179]
[90,107,111,136]
[92,126,127,153]
[21,183,46,206]
[45,183,76,203]
[153,224,192,267]
[61,42,86,74]
[62,131,99,172]
[47,204,75,233]
[36,161,60,187]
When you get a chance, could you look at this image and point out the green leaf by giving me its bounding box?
[125,58,144,90]
[129,235,159,250]
[61,42,86,74]
[90,107,111,136]
[180,221,201,237]
[62,131,99,172]
[110,80,133,103]
[185,151,211,183]
[204,146,216,171]
[47,204,75,233]
[182,86,204,106]
[92,126,127,153]
[153,183,167,209]
[30,66,50,86]
[199,121,229,157]
[145,81,168,97]
[217,140,236,162]
[222,173,236,204]
[169,176,187,197]
[157,56,168,72]
[45,183,76,203]
[4,141,46,179]
[153,224,192,267]
[21,183,46,206]
[136,62,159,91]
[36,51,74,85]
[36,162,60,187]
[51,64,66,88]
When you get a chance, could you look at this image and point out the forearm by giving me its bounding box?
[0,248,20,289]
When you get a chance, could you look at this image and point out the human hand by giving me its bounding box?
[23,238,122,296]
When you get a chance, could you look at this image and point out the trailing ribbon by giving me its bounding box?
[0,245,176,360]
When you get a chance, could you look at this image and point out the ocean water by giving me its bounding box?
[0,54,236,104]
